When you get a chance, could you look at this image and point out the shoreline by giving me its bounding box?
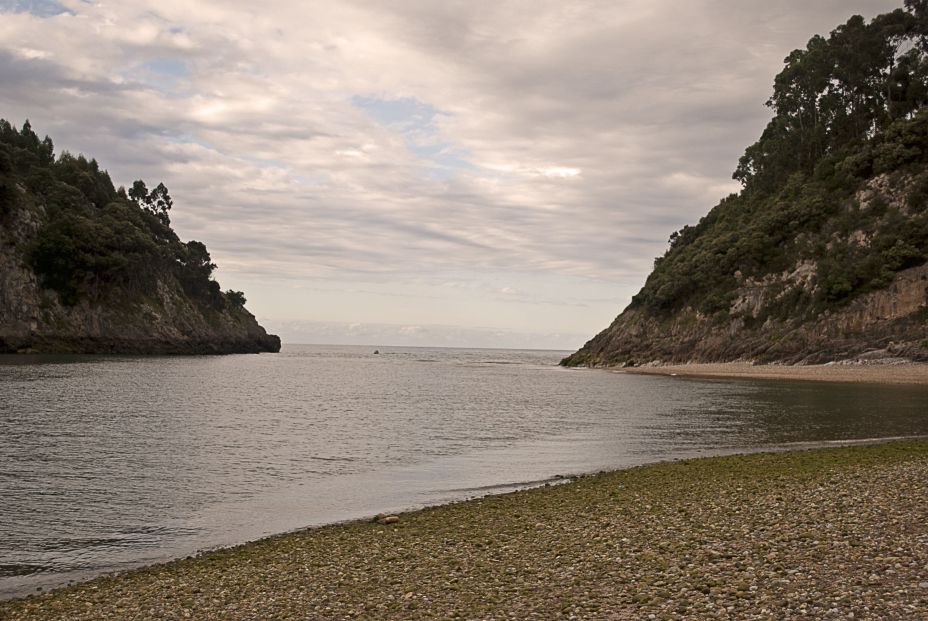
[2,440,927,620]
[3,436,923,603]
[618,361,928,385]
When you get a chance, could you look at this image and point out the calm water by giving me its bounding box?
[1,345,927,598]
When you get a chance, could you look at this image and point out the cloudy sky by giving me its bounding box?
[0,0,902,349]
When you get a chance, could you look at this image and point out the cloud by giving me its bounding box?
[0,0,904,344]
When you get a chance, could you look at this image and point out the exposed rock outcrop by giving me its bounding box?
[565,263,928,367]
[565,162,928,367]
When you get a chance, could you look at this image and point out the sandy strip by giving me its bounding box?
[620,361,928,385]
[2,441,927,620]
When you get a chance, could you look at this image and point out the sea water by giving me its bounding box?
[2,345,927,598]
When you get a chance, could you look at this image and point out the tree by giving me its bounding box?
[148,182,173,225]
[184,240,216,278]
[19,120,40,151]
[225,290,246,307]
[53,152,118,208]
[128,179,148,204]
[129,179,172,224]
[733,6,927,194]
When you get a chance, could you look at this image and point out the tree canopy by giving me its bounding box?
[734,3,928,194]
[0,119,243,311]
[630,2,928,321]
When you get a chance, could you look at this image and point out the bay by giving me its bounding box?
[1,344,927,598]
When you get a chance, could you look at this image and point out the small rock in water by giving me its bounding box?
[377,515,400,524]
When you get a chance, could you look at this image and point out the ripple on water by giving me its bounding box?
[2,344,928,600]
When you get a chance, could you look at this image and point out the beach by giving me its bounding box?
[2,440,926,620]
[622,362,928,385]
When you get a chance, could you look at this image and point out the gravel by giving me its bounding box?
[2,441,927,620]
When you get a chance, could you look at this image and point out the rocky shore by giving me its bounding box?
[2,441,927,620]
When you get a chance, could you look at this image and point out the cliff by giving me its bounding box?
[565,263,928,367]
[0,121,280,355]
[564,5,928,367]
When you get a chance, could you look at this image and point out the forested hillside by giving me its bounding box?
[0,120,280,354]
[564,2,928,366]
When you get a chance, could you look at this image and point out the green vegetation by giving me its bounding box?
[633,2,928,320]
[0,119,240,310]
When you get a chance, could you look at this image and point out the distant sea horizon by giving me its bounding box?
[262,319,590,351]
[278,342,573,351]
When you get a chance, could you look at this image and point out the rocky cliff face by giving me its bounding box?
[0,183,280,355]
[565,263,928,367]
[564,160,928,368]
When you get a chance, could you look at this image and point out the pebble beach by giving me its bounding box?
[2,441,927,620]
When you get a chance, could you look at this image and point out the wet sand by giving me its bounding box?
[621,362,928,385]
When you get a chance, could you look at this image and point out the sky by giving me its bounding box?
[0,0,903,349]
